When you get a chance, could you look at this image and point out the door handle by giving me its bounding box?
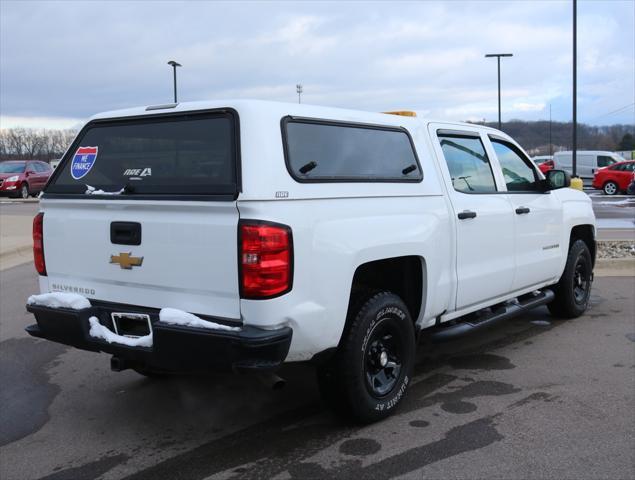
[111,222,142,245]
[515,207,530,215]
[457,210,477,220]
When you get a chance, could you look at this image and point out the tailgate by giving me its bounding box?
[42,199,240,319]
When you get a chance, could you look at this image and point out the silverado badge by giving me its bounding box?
[110,252,144,270]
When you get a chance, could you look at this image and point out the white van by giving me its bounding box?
[553,151,625,182]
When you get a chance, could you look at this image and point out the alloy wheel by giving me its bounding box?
[604,182,617,195]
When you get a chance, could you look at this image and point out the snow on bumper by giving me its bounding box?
[28,292,91,310]
[25,303,292,373]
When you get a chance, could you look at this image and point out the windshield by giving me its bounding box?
[46,111,238,197]
[0,162,26,173]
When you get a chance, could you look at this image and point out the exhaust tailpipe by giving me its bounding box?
[110,356,129,372]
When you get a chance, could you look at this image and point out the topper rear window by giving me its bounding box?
[46,111,238,198]
[282,117,422,182]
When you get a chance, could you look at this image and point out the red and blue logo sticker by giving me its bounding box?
[71,146,98,180]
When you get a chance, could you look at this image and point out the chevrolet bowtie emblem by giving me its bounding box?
[110,252,144,269]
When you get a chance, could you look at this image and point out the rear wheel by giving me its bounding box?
[548,239,592,318]
[317,291,415,423]
[603,181,618,195]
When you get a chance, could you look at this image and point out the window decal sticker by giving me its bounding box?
[71,146,98,180]
[123,168,152,177]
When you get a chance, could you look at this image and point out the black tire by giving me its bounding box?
[18,183,29,199]
[317,291,415,423]
[548,239,593,318]
[603,181,619,195]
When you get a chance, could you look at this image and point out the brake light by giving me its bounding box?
[240,221,292,299]
[33,212,46,276]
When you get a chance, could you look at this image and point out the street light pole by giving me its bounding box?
[167,60,182,103]
[572,0,578,177]
[296,84,303,104]
[485,53,513,130]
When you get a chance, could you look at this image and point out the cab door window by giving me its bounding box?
[491,140,539,192]
[598,156,617,168]
[438,134,497,193]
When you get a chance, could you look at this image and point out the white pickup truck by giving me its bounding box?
[26,100,596,423]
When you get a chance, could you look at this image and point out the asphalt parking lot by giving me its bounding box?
[0,195,633,480]
[0,263,634,480]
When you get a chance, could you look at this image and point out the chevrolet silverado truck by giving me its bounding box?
[25,100,595,423]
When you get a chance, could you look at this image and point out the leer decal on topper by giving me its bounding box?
[71,146,98,180]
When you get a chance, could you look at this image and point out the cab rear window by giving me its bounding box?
[47,112,238,197]
[283,118,422,182]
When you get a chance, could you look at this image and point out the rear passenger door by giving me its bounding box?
[432,127,515,310]
[487,136,563,290]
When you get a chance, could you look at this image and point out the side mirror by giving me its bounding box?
[545,169,571,190]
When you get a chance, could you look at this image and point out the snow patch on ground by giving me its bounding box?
[85,185,125,195]
[27,292,91,310]
[598,199,635,206]
[159,308,241,331]
[88,317,153,347]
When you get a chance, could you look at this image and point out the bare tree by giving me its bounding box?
[0,130,8,158]
[6,128,26,157]
[22,129,47,158]
[61,129,77,157]
[43,129,62,160]
[0,128,78,161]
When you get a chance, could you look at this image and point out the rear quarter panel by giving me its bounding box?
[238,196,453,361]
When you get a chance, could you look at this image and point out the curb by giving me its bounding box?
[0,243,33,271]
[1,243,32,257]
[594,258,635,277]
[0,198,40,204]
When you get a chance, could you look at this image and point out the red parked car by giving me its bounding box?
[0,160,53,199]
[592,160,635,195]
[532,155,554,174]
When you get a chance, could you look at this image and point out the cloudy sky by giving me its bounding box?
[1,0,633,129]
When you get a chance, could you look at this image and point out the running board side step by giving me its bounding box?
[428,289,555,343]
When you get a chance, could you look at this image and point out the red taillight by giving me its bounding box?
[33,212,46,276]
[240,221,292,299]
